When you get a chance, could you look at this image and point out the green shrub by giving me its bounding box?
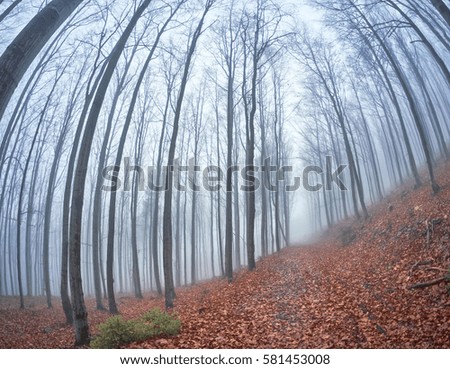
[141,308,181,336]
[90,308,181,349]
[90,316,136,349]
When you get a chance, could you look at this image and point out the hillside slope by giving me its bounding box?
[0,163,449,349]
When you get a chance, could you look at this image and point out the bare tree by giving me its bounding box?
[241,0,286,270]
[105,4,179,313]
[162,0,215,308]
[68,0,152,345]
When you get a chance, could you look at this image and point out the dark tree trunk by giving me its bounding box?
[69,0,152,345]
[233,133,241,268]
[357,28,421,188]
[386,1,450,87]
[91,55,135,310]
[0,0,83,120]
[105,3,173,312]
[224,34,236,282]
[17,107,46,309]
[162,0,213,308]
[430,0,450,28]
[0,0,23,24]
[43,123,67,308]
[354,4,440,193]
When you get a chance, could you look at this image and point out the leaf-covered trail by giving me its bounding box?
[1,164,449,348]
[133,163,450,349]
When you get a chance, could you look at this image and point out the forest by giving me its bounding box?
[0,0,449,349]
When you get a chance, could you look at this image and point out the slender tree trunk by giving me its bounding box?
[69,0,152,345]
[131,160,143,299]
[17,110,45,308]
[175,180,182,286]
[353,3,440,193]
[150,75,174,296]
[233,138,241,269]
[215,117,225,277]
[0,0,23,24]
[91,56,135,310]
[385,1,450,87]
[105,6,173,312]
[42,124,67,307]
[430,0,450,29]
[357,28,421,188]
[61,39,109,325]
[25,156,39,297]
[190,148,199,285]
[162,1,213,308]
[224,47,235,282]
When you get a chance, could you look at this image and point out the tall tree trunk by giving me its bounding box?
[430,0,450,28]
[105,5,174,312]
[233,129,241,268]
[69,0,152,345]
[162,0,213,308]
[224,37,235,282]
[190,143,199,285]
[17,108,46,308]
[215,115,225,277]
[42,124,67,307]
[385,1,450,86]
[0,0,84,120]
[357,27,421,188]
[0,0,23,24]
[131,160,143,299]
[25,153,40,297]
[91,54,135,310]
[353,2,440,193]
[259,90,269,257]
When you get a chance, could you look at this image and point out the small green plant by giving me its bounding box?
[90,308,181,349]
[142,308,181,336]
[90,316,136,349]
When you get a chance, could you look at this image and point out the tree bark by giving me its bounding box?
[0,0,23,24]
[430,0,450,28]
[0,0,83,121]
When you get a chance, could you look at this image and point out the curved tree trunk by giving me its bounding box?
[60,45,109,325]
[91,46,136,311]
[431,0,450,28]
[0,0,23,24]
[0,0,83,121]
[17,107,46,309]
[42,122,67,308]
[68,0,152,345]
[105,5,177,313]
[357,28,421,188]
[352,2,440,193]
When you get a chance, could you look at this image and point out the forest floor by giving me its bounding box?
[1,162,449,349]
